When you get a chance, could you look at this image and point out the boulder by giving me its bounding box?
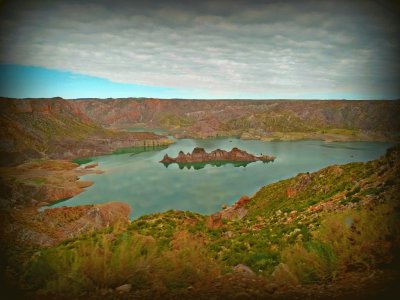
[233,264,256,276]
[83,162,98,169]
[115,283,132,293]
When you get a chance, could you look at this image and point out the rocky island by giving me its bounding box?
[160,147,275,165]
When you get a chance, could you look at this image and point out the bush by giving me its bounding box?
[281,241,337,284]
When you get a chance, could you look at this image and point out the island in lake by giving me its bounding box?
[160,147,275,168]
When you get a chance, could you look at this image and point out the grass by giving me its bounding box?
[72,157,94,165]
[23,221,221,295]
[320,128,358,136]
[9,146,400,296]
[112,145,168,155]
[159,114,194,128]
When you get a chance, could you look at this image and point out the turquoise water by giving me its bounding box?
[52,139,396,219]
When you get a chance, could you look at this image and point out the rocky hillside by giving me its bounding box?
[1,97,399,165]
[1,145,399,299]
[70,98,400,139]
[0,98,172,165]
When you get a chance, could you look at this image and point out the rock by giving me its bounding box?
[233,264,256,276]
[39,202,131,245]
[160,147,275,164]
[222,231,234,238]
[77,180,93,188]
[161,154,174,163]
[235,207,248,220]
[286,187,297,198]
[207,212,223,228]
[83,162,98,169]
[115,283,132,293]
[235,195,251,207]
[286,173,312,198]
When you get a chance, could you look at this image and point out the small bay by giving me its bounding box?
[51,139,396,219]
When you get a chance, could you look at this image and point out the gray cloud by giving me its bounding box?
[0,0,399,99]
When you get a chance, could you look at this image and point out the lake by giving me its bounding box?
[51,139,396,219]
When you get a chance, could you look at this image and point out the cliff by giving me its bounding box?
[69,98,400,140]
[1,97,399,165]
[160,147,275,164]
[0,98,173,165]
[0,159,131,249]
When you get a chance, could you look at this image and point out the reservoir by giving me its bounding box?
[51,139,396,219]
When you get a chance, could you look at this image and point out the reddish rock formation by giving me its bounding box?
[161,147,275,164]
[42,201,131,240]
[0,160,103,208]
[3,202,131,247]
[207,195,252,228]
[286,173,312,198]
[2,97,399,165]
[0,98,174,166]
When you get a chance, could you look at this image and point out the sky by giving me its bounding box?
[0,0,399,100]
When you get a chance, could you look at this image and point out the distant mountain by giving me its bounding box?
[1,97,399,165]
[69,98,400,139]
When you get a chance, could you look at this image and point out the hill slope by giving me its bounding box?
[2,145,398,299]
[70,98,400,139]
[0,98,172,165]
[1,98,399,165]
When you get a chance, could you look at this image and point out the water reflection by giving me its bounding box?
[53,139,395,219]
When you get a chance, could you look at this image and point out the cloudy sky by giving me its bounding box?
[0,0,399,99]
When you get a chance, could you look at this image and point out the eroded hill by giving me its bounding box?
[0,98,172,165]
[1,98,400,166]
[69,98,400,140]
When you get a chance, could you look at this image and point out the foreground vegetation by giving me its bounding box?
[1,145,396,299]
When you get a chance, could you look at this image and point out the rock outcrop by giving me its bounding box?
[2,97,399,165]
[207,195,252,228]
[1,202,131,247]
[160,147,275,164]
[0,159,131,247]
[0,98,173,166]
[0,160,103,209]
[41,202,131,242]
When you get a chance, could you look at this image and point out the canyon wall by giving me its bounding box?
[1,97,399,165]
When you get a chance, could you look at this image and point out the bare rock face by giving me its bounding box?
[160,147,275,164]
[207,195,252,228]
[43,202,130,238]
[286,173,312,198]
[40,202,131,244]
[115,284,132,293]
[233,264,256,276]
[1,201,131,248]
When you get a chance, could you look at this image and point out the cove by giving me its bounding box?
[51,139,397,219]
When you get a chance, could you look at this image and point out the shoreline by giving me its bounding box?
[32,138,397,220]
[1,143,399,299]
